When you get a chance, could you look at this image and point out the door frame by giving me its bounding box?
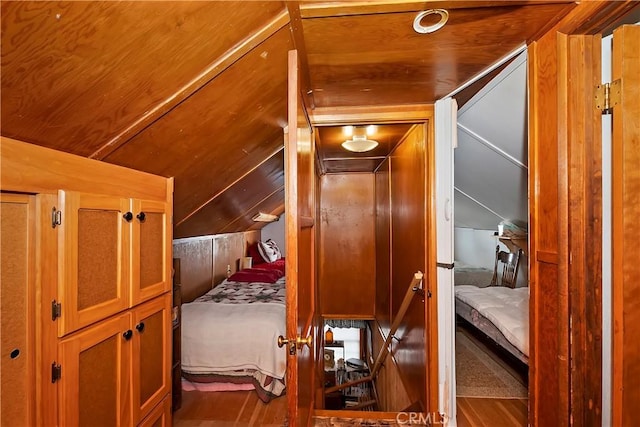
[308,104,439,417]
[528,2,638,425]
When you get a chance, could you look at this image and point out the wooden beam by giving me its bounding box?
[89,10,289,160]
[286,2,316,110]
[300,0,574,19]
[310,104,433,126]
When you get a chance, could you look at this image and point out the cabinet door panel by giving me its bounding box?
[58,191,130,335]
[0,194,35,427]
[132,294,171,423]
[138,395,172,427]
[132,199,170,305]
[59,313,131,427]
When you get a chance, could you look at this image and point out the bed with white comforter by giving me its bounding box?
[181,276,286,401]
[455,285,529,363]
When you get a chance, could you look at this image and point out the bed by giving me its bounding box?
[454,249,529,364]
[181,255,287,402]
[455,285,529,364]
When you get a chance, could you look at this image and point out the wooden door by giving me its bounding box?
[132,293,172,424]
[131,199,171,306]
[58,191,130,335]
[58,312,131,427]
[0,193,36,427]
[434,98,457,421]
[285,49,317,427]
[612,24,640,427]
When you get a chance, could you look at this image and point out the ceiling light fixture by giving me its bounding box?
[252,212,279,222]
[413,9,449,34]
[341,126,379,153]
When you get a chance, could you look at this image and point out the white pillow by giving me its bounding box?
[258,240,280,263]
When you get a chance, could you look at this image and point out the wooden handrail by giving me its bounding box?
[370,271,423,378]
[324,272,425,398]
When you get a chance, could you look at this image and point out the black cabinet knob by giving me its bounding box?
[136,212,146,222]
[123,212,133,222]
[123,330,133,340]
[135,322,145,333]
[10,349,20,359]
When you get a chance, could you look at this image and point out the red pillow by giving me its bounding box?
[228,268,280,284]
[259,258,286,275]
[248,242,265,265]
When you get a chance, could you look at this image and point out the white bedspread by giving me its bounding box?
[455,285,529,356]
[181,281,286,380]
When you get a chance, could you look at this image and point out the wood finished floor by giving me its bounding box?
[173,390,287,427]
[456,397,528,427]
[173,389,527,426]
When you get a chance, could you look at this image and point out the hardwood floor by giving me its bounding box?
[173,390,287,427]
[456,398,528,427]
[173,389,527,426]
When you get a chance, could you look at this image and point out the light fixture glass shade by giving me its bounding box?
[252,212,279,222]
[341,136,379,152]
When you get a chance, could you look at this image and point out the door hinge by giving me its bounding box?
[595,79,621,114]
[51,362,61,383]
[51,300,61,321]
[51,207,62,228]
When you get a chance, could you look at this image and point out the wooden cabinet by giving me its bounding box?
[58,312,131,426]
[1,138,174,427]
[0,193,36,427]
[57,191,171,336]
[132,198,171,306]
[57,191,131,336]
[138,395,172,427]
[132,294,172,423]
[57,292,171,426]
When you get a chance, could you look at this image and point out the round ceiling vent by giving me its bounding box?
[413,9,449,34]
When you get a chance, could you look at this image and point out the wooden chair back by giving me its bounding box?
[490,245,522,288]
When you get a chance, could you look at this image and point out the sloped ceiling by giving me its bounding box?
[454,51,529,230]
[1,1,575,238]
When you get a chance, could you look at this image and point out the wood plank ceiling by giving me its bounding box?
[0,1,575,238]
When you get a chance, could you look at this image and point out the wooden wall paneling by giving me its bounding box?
[560,33,603,426]
[173,150,285,238]
[0,1,286,157]
[0,193,36,427]
[375,159,392,331]
[302,4,575,107]
[372,322,411,411]
[0,137,167,201]
[172,238,214,303]
[104,27,294,224]
[319,173,376,317]
[612,24,640,427]
[389,124,427,407]
[528,30,563,427]
[172,231,260,303]
[213,233,245,286]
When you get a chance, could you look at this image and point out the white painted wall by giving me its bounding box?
[454,226,528,287]
[454,227,499,269]
[261,213,286,257]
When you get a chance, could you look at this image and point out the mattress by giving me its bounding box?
[455,285,529,356]
[181,276,287,380]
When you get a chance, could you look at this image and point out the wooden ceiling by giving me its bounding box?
[0,1,576,238]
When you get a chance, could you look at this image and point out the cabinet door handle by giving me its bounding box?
[123,212,133,222]
[135,322,145,333]
[123,330,133,341]
[136,212,146,222]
